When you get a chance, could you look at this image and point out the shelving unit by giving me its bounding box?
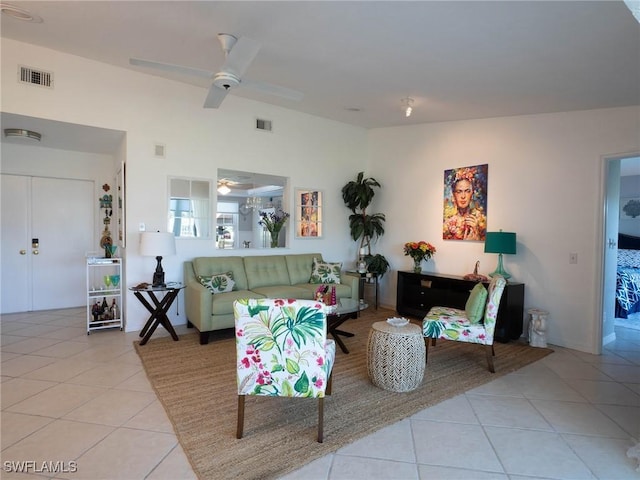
[86,256,123,334]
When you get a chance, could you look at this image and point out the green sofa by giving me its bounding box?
[184,253,360,344]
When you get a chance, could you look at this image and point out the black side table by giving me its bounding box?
[130,282,185,345]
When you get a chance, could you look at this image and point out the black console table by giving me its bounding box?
[396,271,524,343]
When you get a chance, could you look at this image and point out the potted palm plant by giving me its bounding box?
[341,172,390,277]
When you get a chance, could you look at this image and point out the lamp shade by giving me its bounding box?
[139,232,176,257]
[484,231,516,255]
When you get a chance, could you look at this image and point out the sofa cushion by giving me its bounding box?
[293,282,352,299]
[310,257,342,284]
[211,290,264,315]
[249,285,313,300]
[193,256,249,291]
[198,272,235,294]
[285,253,323,285]
[244,255,291,290]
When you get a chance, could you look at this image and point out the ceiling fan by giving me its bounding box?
[130,34,303,108]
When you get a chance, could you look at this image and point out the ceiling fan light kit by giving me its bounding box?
[213,71,240,90]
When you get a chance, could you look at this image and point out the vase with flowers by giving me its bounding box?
[403,241,436,273]
[259,208,290,248]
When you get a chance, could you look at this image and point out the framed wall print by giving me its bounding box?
[295,189,323,238]
[443,163,488,241]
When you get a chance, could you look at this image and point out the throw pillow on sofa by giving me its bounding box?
[309,258,342,284]
[198,272,236,294]
[465,282,488,324]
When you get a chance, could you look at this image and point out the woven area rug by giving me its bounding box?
[134,307,552,480]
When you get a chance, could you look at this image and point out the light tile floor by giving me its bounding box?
[1,308,639,479]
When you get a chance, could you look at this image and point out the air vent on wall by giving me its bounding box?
[18,65,53,88]
[256,118,272,132]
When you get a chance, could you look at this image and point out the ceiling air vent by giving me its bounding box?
[18,65,53,88]
[256,118,272,132]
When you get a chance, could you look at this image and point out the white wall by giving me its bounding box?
[369,107,640,353]
[1,39,368,331]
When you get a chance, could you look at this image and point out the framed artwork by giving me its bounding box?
[116,162,126,248]
[620,197,640,220]
[295,189,323,238]
[443,163,488,241]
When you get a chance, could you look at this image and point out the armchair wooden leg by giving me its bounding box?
[236,395,245,439]
[326,372,333,395]
[485,345,495,373]
[317,397,324,443]
[424,337,430,364]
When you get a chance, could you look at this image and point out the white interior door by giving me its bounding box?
[602,159,621,347]
[1,175,31,312]
[1,175,94,313]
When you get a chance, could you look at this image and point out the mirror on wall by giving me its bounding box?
[168,177,212,238]
[217,169,288,249]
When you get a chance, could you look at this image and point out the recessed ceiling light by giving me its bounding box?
[0,3,42,22]
[401,97,414,118]
[4,128,42,141]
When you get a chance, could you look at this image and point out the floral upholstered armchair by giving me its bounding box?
[422,275,506,373]
[234,298,335,443]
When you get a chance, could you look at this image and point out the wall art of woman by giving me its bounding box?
[443,164,488,241]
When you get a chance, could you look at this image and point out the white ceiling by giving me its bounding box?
[1,0,638,132]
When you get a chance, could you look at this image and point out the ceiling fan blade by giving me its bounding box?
[129,58,213,79]
[241,79,304,102]
[222,36,261,78]
[203,84,228,108]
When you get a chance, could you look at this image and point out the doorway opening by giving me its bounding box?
[601,153,640,350]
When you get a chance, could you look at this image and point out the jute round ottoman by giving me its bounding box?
[367,320,426,392]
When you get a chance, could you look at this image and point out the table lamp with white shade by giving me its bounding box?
[139,231,176,287]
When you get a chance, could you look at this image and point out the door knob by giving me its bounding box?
[33,249,39,255]
[20,249,26,255]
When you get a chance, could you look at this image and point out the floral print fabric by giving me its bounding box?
[423,276,506,345]
[198,272,236,294]
[309,258,342,284]
[235,298,335,398]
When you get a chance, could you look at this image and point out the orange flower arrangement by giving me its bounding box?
[403,241,436,262]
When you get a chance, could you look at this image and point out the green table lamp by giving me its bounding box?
[484,230,516,280]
